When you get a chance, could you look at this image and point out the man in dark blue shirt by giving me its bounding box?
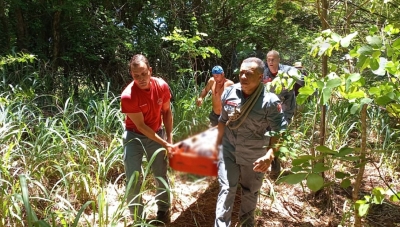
[263,50,304,176]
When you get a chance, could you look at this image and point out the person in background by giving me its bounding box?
[121,54,173,224]
[263,50,304,176]
[196,65,234,127]
[214,57,287,227]
[293,61,307,96]
[293,61,306,73]
[263,50,304,123]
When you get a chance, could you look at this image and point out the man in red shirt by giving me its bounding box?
[121,54,173,224]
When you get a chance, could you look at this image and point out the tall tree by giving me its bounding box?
[0,0,9,52]
[12,1,28,51]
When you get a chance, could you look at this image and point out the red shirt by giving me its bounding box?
[121,77,171,133]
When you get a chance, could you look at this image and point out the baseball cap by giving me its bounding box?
[293,62,303,68]
[212,65,224,74]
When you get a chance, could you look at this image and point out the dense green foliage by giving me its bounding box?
[0,0,314,95]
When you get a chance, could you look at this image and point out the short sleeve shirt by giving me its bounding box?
[121,77,171,132]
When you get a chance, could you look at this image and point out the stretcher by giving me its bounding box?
[169,127,218,176]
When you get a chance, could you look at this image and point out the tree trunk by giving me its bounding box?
[14,5,27,51]
[317,0,330,179]
[0,0,9,52]
[52,10,62,69]
[319,0,329,147]
[353,104,368,227]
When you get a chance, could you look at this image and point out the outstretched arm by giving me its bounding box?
[196,78,214,107]
[162,100,173,145]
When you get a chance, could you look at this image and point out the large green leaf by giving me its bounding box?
[278,173,307,185]
[366,35,383,48]
[291,166,303,172]
[356,202,370,217]
[316,145,336,155]
[361,57,371,71]
[318,43,331,56]
[370,57,380,70]
[358,204,370,217]
[390,193,400,202]
[347,73,361,82]
[326,78,342,89]
[357,45,373,55]
[347,90,366,100]
[383,24,400,34]
[306,173,324,191]
[316,81,325,89]
[340,32,358,48]
[331,32,342,42]
[369,87,381,95]
[345,74,359,92]
[336,147,354,157]
[279,146,290,153]
[298,86,316,95]
[360,98,373,105]
[372,50,381,58]
[312,163,330,173]
[375,95,392,106]
[292,159,308,166]
[322,88,332,105]
[372,187,385,204]
[350,103,361,114]
[296,94,310,105]
[356,54,368,69]
[292,155,314,165]
[393,38,400,49]
[335,171,350,179]
[386,91,396,100]
[369,25,379,34]
[340,179,351,188]
[339,156,360,161]
[387,45,394,57]
[296,155,315,160]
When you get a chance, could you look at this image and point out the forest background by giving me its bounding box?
[1,0,400,226]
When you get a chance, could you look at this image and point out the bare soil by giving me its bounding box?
[160,161,400,227]
[105,160,399,227]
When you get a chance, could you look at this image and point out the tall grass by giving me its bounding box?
[0,78,129,226]
[0,63,213,226]
[170,74,211,141]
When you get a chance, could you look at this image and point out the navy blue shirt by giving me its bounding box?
[263,64,304,123]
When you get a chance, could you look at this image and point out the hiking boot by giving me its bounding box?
[156,210,171,224]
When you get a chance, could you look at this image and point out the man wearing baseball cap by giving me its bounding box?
[196,65,234,127]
